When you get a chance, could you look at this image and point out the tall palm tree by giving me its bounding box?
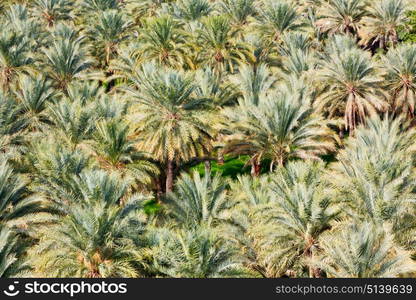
[48,98,97,148]
[316,48,387,132]
[87,9,132,67]
[382,44,416,118]
[127,63,213,192]
[196,15,254,73]
[360,0,407,50]
[164,171,230,228]
[317,0,367,36]
[30,170,148,278]
[223,90,335,174]
[313,222,415,277]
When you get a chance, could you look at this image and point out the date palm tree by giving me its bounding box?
[219,0,256,26]
[164,171,230,228]
[196,15,254,73]
[127,63,213,192]
[0,30,35,90]
[332,115,416,223]
[360,0,407,50]
[312,222,415,277]
[136,16,190,69]
[317,0,367,36]
[255,0,303,44]
[316,48,387,132]
[89,119,158,187]
[87,9,132,67]
[223,90,335,174]
[0,225,30,277]
[30,170,148,278]
[266,161,340,277]
[42,35,94,91]
[13,75,55,132]
[174,0,212,21]
[382,44,416,118]
[145,227,249,278]
[33,0,74,27]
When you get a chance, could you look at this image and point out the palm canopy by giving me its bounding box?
[317,0,367,36]
[86,9,132,66]
[382,44,416,118]
[144,227,249,278]
[30,170,149,278]
[136,15,190,69]
[127,63,213,191]
[223,89,335,172]
[196,15,254,73]
[313,222,415,278]
[360,0,407,49]
[255,0,304,44]
[164,171,231,228]
[316,48,387,132]
[333,115,416,222]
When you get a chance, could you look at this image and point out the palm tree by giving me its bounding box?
[0,225,30,277]
[87,9,132,67]
[13,75,55,132]
[174,0,212,21]
[0,161,47,228]
[382,44,416,118]
[164,171,231,228]
[223,90,335,175]
[136,16,190,69]
[0,93,27,160]
[317,0,367,36]
[316,48,387,132]
[80,0,121,12]
[332,115,416,223]
[313,222,415,277]
[196,15,254,73]
[127,63,213,192]
[219,0,256,26]
[145,227,249,278]
[0,30,35,89]
[89,119,158,187]
[255,0,303,44]
[360,0,407,50]
[265,161,340,277]
[233,63,275,106]
[48,98,97,148]
[42,36,94,90]
[33,0,73,27]
[30,170,148,278]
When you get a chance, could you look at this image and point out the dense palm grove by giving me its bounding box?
[1,0,416,278]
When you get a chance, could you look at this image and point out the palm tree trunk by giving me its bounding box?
[251,160,261,176]
[166,160,174,193]
[204,160,211,175]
